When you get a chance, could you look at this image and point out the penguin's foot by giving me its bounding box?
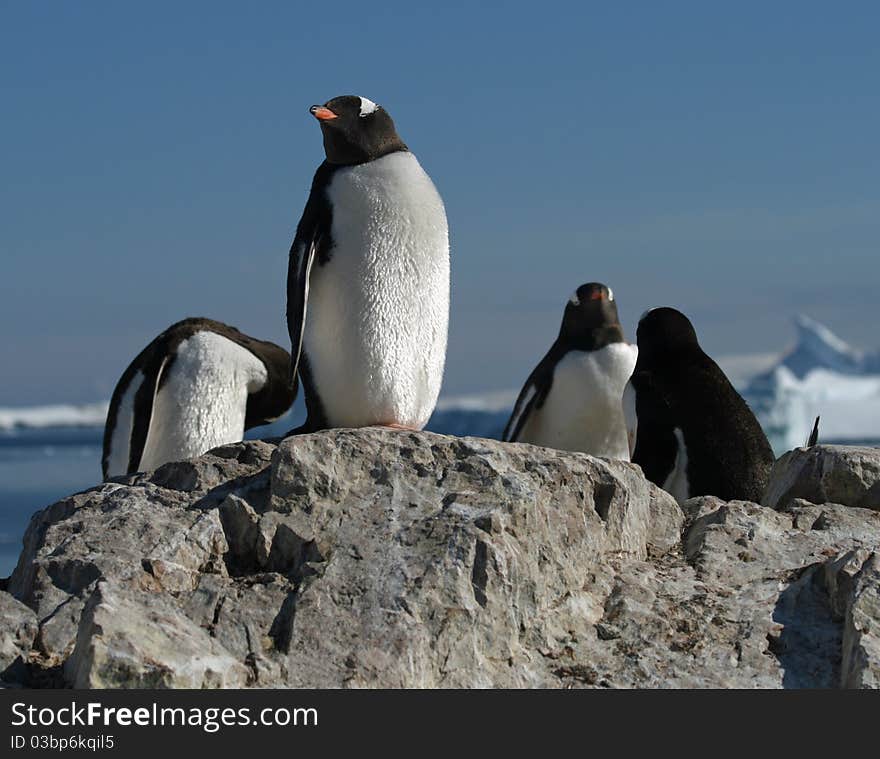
[375,423,421,432]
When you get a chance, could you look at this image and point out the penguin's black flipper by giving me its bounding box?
[807,416,820,447]
[102,347,170,479]
[629,369,679,487]
[502,354,557,442]
[285,237,315,398]
[126,353,170,475]
[286,162,335,394]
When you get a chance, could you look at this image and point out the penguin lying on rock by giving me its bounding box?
[623,307,775,503]
[285,95,450,433]
[503,283,637,459]
[102,318,294,479]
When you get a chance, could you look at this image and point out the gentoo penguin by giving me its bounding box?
[102,318,294,479]
[623,307,775,504]
[286,95,449,432]
[502,283,637,459]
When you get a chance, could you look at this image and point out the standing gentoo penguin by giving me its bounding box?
[286,95,449,432]
[623,307,774,503]
[502,283,637,459]
[102,318,294,479]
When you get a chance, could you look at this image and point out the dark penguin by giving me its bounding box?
[502,283,637,458]
[102,318,294,479]
[623,307,775,503]
[286,95,449,433]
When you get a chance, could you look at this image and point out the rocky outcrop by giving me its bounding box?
[2,433,879,688]
[0,591,37,676]
[763,445,880,511]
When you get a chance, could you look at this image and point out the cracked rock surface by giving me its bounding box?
[2,434,879,688]
[764,445,880,511]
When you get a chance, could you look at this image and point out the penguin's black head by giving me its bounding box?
[559,282,625,348]
[310,95,408,166]
[243,340,296,429]
[636,307,701,364]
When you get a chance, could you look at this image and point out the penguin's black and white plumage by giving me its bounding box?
[623,307,775,504]
[102,318,294,479]
[286,95,449,432]
[502,283,637,459]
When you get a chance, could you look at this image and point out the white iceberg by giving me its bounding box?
[0,402,109,432]
[743,316,880,452]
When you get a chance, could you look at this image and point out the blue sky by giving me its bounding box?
[1,1,878,405]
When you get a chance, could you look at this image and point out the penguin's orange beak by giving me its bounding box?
[310,105,337,121]
[589,291,607,301]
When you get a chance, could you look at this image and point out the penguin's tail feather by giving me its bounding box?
[807,416,820,447]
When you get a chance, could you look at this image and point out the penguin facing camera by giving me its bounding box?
[503,282,637,459]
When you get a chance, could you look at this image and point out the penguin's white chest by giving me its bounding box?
[303,151,450,429]
[138,332,267,471]
[518,343,637,459]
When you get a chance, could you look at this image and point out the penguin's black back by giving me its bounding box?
[631,309,775,502]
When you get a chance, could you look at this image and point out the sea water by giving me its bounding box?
[0,427,104,577]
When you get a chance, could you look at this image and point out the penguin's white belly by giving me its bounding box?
[304,151,450,429]
[518,344,637,459]
[138,332,268,471]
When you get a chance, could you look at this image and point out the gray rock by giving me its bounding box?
[66,582,249,688]
[646,491,686,556]
[4,430,880,688]
[268,431,669,687]
[7,441,273,667]
[836,551,880,688]
[554,496,880,688]
[0,591,38,677]
[763,445,880,511]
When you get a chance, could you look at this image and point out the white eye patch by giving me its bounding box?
[569,291,580,306]
[607,288,614,301]
[359,97,378,117]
